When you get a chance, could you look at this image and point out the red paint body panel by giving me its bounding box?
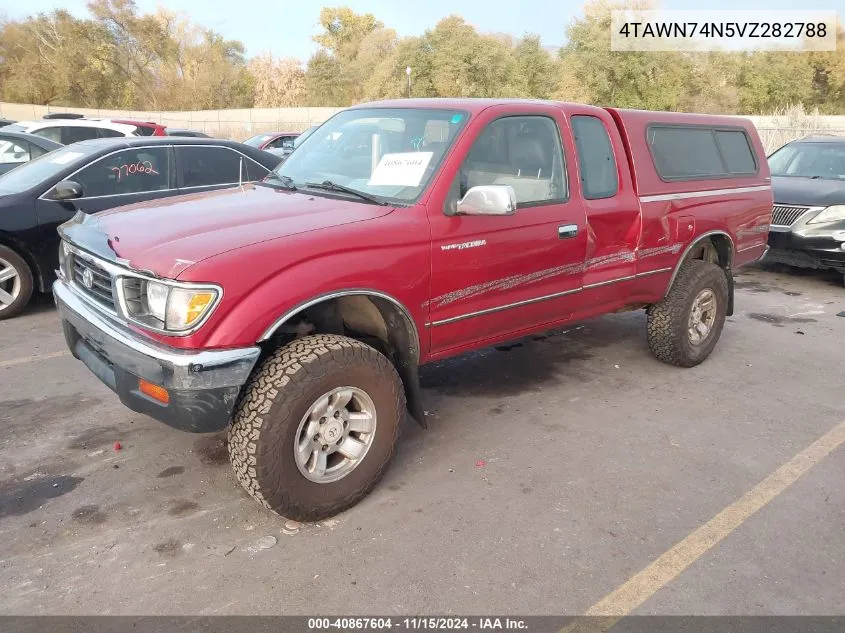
[87,99,773,364]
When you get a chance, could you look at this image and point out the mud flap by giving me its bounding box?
[726,268,735,317]
[401,363,427,429]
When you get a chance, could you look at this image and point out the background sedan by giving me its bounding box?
[0,137,281,319]
[0,130,63,175]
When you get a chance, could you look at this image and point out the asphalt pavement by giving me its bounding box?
[0,263,843,616]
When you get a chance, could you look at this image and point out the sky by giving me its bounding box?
[7,0,843,60]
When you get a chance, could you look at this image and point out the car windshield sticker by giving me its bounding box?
[450,113,464,124]
[368,152,433,187]
[50,151,84,165]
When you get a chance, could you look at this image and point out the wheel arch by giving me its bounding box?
[258,290,426,427]
[665,231,736,316]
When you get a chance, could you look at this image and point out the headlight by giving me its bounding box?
[807,205,845,225]
[146,282,168,322]
[119,277,220,333]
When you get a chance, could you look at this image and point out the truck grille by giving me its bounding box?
[771,205,809,227]
[72,256,116,311]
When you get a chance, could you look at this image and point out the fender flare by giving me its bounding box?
[259,288,420,349]
[664,230,736,316]
[258,289,428,428]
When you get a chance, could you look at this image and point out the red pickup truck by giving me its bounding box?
[54,99,773,520]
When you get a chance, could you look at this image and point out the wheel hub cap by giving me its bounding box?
[294,386,377,484]
[0,257,22,311]
[688,288,717,346]
[321,419,344,443]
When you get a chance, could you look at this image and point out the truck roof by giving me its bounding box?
[350,97,607,116]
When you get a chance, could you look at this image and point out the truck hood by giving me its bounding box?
[60,184,395,278]
[772,176,845,208]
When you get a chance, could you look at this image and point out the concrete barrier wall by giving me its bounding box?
[1,102,843,150]
[0,103,346,139]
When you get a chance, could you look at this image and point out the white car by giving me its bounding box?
[3,117,155,145]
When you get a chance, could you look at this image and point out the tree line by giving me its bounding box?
[1,0,843,113]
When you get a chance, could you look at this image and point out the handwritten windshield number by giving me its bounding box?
[111,161,159,181]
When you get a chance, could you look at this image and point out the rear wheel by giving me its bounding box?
[228,334,404,521]
[0,246,34,320]
[647,260,728,367]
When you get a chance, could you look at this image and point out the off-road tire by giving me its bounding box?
[228,334,405,521]
[0,245,34,321]
[647,260,728,368]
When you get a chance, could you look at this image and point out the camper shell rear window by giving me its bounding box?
[646,124,758,182]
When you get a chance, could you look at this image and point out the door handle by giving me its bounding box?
[558,224,578,239]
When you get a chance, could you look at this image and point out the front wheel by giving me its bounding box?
[228,334,404,521]
[647,260,728,368]
[0,246,34,321]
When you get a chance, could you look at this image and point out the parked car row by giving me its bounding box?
[1,96,843,523]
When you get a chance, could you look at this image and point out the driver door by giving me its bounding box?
[426,108,588,355]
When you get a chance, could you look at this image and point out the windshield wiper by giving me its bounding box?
[304,180,388,206]
[264,173,297,190]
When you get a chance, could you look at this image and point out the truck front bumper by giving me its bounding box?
[54,280,260,433]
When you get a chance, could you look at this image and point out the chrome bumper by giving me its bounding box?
[54,279,260,432]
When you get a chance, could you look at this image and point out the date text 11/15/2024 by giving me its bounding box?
[307,617,528,630]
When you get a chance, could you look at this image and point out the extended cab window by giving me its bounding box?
[178,146,243,188]
[455,115,567,207]
[70,147,171,197]
[571,115,618,199]
[648,125,758,180]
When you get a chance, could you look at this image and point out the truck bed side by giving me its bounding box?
[605,108,773,279]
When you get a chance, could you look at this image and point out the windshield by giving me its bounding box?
[243,133,274,147]
[270,108,469,204]
[293,126,317,148]
[768,142,845,180]
[0,144,91,194]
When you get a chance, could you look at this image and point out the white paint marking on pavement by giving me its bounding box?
[561,418,845,632]
[0,350,70,369]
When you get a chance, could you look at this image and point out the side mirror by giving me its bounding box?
[455,185,516,216]
[53,180,83,201]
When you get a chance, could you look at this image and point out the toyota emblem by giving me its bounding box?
[82,268,94,290]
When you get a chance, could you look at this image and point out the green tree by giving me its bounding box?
[511,34,560,98]
[558,0,693,110]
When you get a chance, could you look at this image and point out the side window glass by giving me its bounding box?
[62,126,100,145]
[0,140,32,164]
[452,115,567,209]
[177,146,242,188]
[32,127,63,144]
[245,158,269,182]
[571,115,618,199]
[72,147,171,198]
[98,128,124,138]
[30,144,48,159]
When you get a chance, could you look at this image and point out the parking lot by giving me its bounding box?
[0,263,843,616]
